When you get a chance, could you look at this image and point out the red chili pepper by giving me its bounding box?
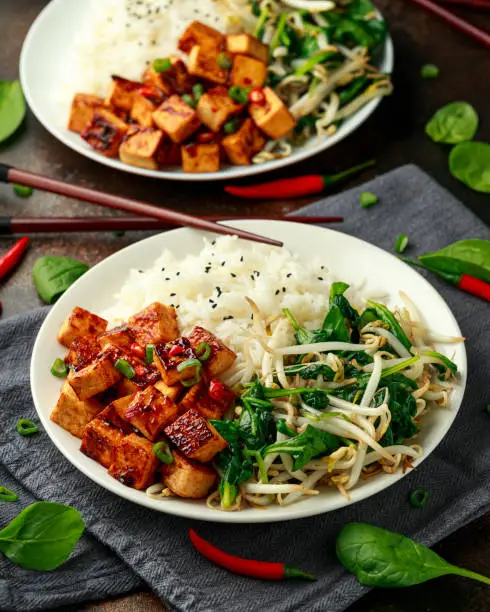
[189,529,316,581]
[208,380,235,405]
[225,160,375,200]
[133,364,146,377]
[197,132,216,144]
[169,344,185,357]
[130,343,146,359]
[248,88,266,105]
[0,236,29,281]
[457,273,490,301]
[138,86,162,103]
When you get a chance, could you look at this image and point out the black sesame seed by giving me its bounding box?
[250,275,254,281]
[221,261,226,266]
[211,240,216,246]
[161,267,165,271]
[286,273,292,278]
[240,256,244,262]
[223,315,234,320]
[282,287,286,292]
[176,272,180,276]
[230,272,237,278]
[212,304,217,309]
[138,270,144,273]
[170,293,176,297]
[275,289,280,295]
[318,277,323,281]
[165,277,170,281]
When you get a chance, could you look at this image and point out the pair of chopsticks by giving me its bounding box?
[0,163,341,245]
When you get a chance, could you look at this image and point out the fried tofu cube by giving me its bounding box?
[98,325,134,351]
[50,381,103,438]
[58,306,108,348]
[226,34,269,64]
[230,55,267,89]
[249,87,296,140]
[154,379,183,403]
[196,86,243,133]
[178,21,225,54]
[116,368,160,397]
[105,76,141,111]
[108,433,159,489]
[188,326,236,377]
[128,302,179,346]
[187,46,228,85]
[97,396,135,435]
[130,93,157,128]
[181,143,220,173]
[120,386,179,441]
[68,354,122,400]
[81,109,129,158]
[178,380,233,420]
[164,409,227,462]
[152,95,201,144]
[143,58,195,96]
[162,451,217,498]
[119,128,165,170]
[65,335,100,372]
[68,93,106,133]
[221,118,266,165]
[153,339,200,386]
[80,419,125,468]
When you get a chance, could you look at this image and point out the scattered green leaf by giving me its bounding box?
[420,64,439,79]
[425,102,478,144]
[0,80,26,143]
[32,256,89,304]
[360,192,378,208]
[395,234,409,254]
[449,141,490,193]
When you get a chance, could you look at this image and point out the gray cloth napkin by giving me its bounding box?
[1,164,489,612]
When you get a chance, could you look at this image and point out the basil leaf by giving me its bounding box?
[449,141,490,194]
[419,239,490,283]
[0,502,84,570]
[0,80,26,143]
[425,101,478,144]
[32,256,89,304]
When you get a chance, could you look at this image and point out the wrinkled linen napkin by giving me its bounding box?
[1,164,489,612]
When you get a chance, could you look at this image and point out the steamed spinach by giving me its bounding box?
[284,363,335,380]
[366,301,412,350]
[379,382,419,446]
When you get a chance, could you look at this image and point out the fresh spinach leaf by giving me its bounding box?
[347,0,376,19]
[284,363,335,380]
[379,382,418,446]
[283,308,331,345]
[32,256,89,304]
[301,389,330,410]
[418,239,490,284]
[322,304,351,342]
[358,308,378,330]
[329,282,359,326]
[449,141,490,194]
[426,102,478,144]
[0,80,26,143]
[424,351,457,377]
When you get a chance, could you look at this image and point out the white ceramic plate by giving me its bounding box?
[19,0,394,181]
[31,221,467,523]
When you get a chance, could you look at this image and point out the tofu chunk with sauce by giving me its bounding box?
[178,380,234,420]
[68,354,122,400]
[153,339,200,386]
[249,87,296,140]
[98,325,134,351]
[50,381,103,438]
[162,451,217,499]
[65,335,101,372]
[80,419,125,468]
[108,433,159,489]
[196,86,243,133]
[81,109,129,158]
[128,302,179,346]
[68,93,105,133]
[121,386,178,441]
[181,143,220,173]
[58,306,107,348]
[152,95,201,144]
[105,76,141,111]
[154,379,183,403]
[142,58,195,96]
[164,409,227,462]
[221,118,266,166]
[97,396,136,435]
[230,55,267,89]
[188,326,236,377]
[130,93,157,128]
[187,46,228,85]
[178,21,225,54]
[226,34,269,64]
[119,128,165,170]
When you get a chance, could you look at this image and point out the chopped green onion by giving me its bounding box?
[196,342,211,361]
[114,358,135,379]
[181,373,202,387]
[421,64,439,79]
[177,358,202,372]
[270,13,288,53]
[395,234,409,253]
[50,357,69,378]
[223,118,240,134]
[243,449,268,483]
[228,85,250,104]
[152,441,173,464]
[360,191,378,208]
[153,58,172,73]
[217,53,232,70]
[0,486,18,502]
[181,94,196,108]
[192,83,204,102]
[145,344,154,365]
[16,419,38,437]
[13,184,33,198]
[409,488,429,508]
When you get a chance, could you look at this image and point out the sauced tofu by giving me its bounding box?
[130,93,157,128]
[80,419,125,468]
[178,21,225,54]
[181,143,220,173]
[50,381,103,438]
[230,55,267,89]
[188,326,236,377]
[152,95,201,144]
[105,75,141,111]
[65,335,100,372]
[119,128,165,170]
[187,46,229,85]
[226,34,269,64]
[142,58,195,96]
[153,339,200,386]
[128,302,179,345]
[221,117,266,166]
[97,396,135,435]
[58,306,107,348]
[115,368,160,398]
[154,379,183,404]
[196,86,243,133]
[178,380,233,420]
[108,433,159,489]
[121,386,178,441]
[164,409,227,462]
[98,325,134,351]
[162,451,217,499]
[68,354,122,400]
[68,93,105,133]
[249,87,296,140]
[81,109,129,158]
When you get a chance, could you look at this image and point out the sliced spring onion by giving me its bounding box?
[0,486,18,502]
[395,234,409,254]
[196,342,211,361]
[177,358,202,372]
[16,419,38,437]
[409,488,429,508]
[223,118,240,134]
[217,53,232,70]
[153,58,172,73]
[50,357,68,378]
[360,191,378,208]
[114,358,135,379]
[153,441,173,464]
[181,94,196,108]
[270,13,288,53]
[181,373,202,387]
[13,184,33,198]
[145,344,154,365]
[228,85,250,104]
[192,83,204,102]
[421,64,439,79]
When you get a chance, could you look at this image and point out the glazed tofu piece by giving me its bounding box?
[121,386,179,441]
[58,306,108,348]
[187,46,228,85]
[153,339,200,386]
[97,396,135,435]
[221,118,266,165]
[154,379,183,404]
[68,354,122,400]
[164,409,227,462]
[142,58,195,96]
[50,381,103,438]
[81,109,129,158]
[181,143,220,173]
[80,419,125,468]
[226,34,269,64]
[65,335,100,372]
[162,451,217,499]
[105,75,141,111]
[178,380,234,420]
[178,21,225,54]
[230,55,267,89]
[116,365,160,397]
[130,93,157,128]
[188,326,236,377]
[128,302,179,346]
[108,433,159,489]
[152,95,201,144]
[119,128,165,170]
[68,93,105,133]
[249,87,296,140]
[98,325,134,351]
[196,86,243,133]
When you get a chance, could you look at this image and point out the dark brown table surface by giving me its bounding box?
[1,1,489,611]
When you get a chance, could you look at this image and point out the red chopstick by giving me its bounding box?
[438,0,490,7]
[408,0,490,47]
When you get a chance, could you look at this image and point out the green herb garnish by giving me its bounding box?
[360,191,378,208]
